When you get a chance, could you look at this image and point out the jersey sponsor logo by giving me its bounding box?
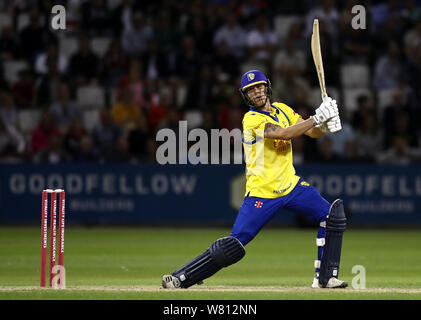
[254,200,263,208]
[273,139,290,152]
[273,182,292,194]
[300,181,310,187]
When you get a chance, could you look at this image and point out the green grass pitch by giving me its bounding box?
[0,227,421,300]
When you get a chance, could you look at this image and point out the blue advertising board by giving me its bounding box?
[0,164,420,225]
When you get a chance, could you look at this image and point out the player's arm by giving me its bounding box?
[297,117,326,138]
[265,98,339,140]
[264,119,314,140]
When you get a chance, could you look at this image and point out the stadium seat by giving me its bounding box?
[0,13,12,29]
[377,88,397,110]
[76,86,105,109]
[184,110,203,129]
[18,110,42,135]
[59,37,78,57]
[340,64,371,89]
[342,88,373,115]
[3,60,28,84]
[82,109,101,132]
[107,0,122,9]
[91,37,111,57]
[17,13,46,31]
[274,15,301,41]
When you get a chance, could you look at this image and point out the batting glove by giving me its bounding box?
[326,115,342,132]
[312,97,338,127]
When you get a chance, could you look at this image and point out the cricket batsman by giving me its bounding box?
[162,70,347,289]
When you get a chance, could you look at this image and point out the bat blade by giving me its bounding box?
[311,19,327,101]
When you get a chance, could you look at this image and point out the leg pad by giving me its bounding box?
[172,236,245,288]
[319,199,347,287]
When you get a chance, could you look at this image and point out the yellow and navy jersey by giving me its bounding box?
[242,102,302,198]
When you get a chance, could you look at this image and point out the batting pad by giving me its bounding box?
[172,236,245,288]
[318,199,347,287]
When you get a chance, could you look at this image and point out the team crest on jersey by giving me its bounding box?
[254,200,263,208]
[247,73,255,81]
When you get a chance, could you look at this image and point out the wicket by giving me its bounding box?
[40,189,66,288]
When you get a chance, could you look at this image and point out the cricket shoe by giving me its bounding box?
[162,275,181,289]
[311,273,348,288]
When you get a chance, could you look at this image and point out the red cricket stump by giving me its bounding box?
[49,192,57,287]
[40,189,66,288]
[58,190,66,287]
[40,190,49,287]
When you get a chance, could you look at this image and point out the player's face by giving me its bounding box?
[246,84,267,108]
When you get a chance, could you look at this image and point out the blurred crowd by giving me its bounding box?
[0,0,420,165]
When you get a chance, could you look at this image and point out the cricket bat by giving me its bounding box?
[311,19,328,102]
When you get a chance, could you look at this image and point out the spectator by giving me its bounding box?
[352,95,375,130]
[246,14,277,62]
[186,16,213,56]
[100,38,129,88]
[92,109,122,162]
[0,88,19,130]
[12,69,36,108]
[183,64,215,110]
[383,88,415,148]
[148,87,172,133]
[370,0,404,34]
[110,0,135,36]
[285,21,307,53]
[273,37,306,81]
[63,118,88,157]
[0,25,20,60]
[19,8,56,63]
[315,136,341,163]
[49,83,82,134]
[121,11,153,57]
[211,41,240,79]
[373,40,405,89]
[0,117,25,161]
[377,137,421,164]
[30,112,60,154]
[33,134,70,164]
[354,110,383,162]
[36,57,67,107]
[214,14,247,60]
[404,18,421,63]
[112,78,141,130]
[389,112,418,148]
[339,18,372,64]
[305,0,339,38]
[80,0,112,36]
[141,39,169,79]
[173,35,201,79]
[321,119,356,159]
[68,36,100,85]
[34,42,68,75]
[153,11,181,56]
[118,58,145,108]
[107,133,132,163]
[128,113,151,161]
[72,136,98,163]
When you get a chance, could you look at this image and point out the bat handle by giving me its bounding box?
[322,94,329,103]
